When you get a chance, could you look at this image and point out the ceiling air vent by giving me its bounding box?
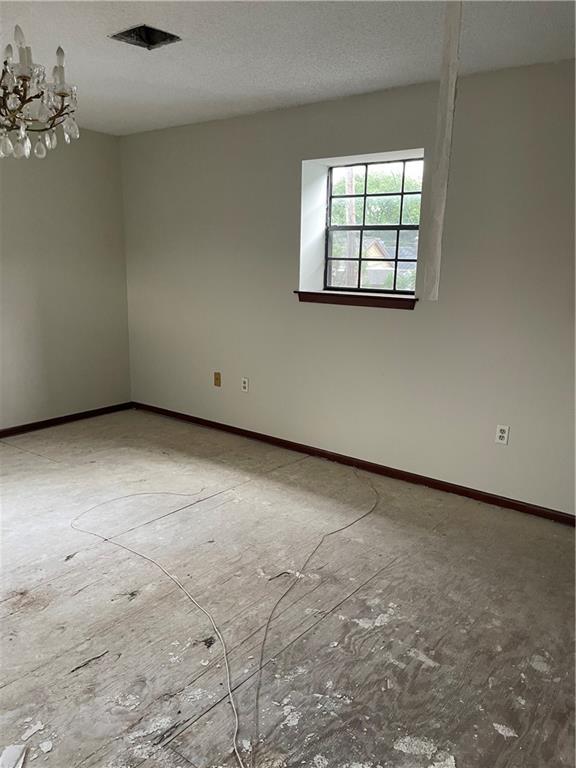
[110,25,181,51]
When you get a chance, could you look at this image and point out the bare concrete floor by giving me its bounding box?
[0,410,574,768]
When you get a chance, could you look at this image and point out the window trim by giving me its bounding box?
[295,291,418,310]
[323,157,422,296]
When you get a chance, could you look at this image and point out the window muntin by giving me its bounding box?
[325,158,423,294]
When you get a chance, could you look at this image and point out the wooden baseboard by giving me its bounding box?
[3,399,571,527]
[0,402,133,438]
[133,402,574,527]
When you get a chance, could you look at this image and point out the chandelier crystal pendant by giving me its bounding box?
[0,25,79,159]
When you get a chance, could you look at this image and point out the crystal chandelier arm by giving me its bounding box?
[1,72,71,131]
[13,78,43,107]
[26,109,73,132]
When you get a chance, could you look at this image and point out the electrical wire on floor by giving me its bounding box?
[70,490,249,768]
[67,460,378,768]
[250,468,381,768]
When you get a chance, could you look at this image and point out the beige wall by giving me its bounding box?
[0,130,130,427]
[122,61,574,514]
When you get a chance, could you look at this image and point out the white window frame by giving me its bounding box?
[299,148,424,296]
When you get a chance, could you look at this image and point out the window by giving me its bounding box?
[298,149,422,308]
[325,158,423,295]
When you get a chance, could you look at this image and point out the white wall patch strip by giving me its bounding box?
[0,746,27,768]
[420,0,463,301]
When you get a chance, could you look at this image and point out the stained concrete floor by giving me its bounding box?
[0,410,574,768]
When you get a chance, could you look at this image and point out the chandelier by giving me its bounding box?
[0,26,79,159]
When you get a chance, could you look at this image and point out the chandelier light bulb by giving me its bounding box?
[14,25,25,47]
[13,25,32,66]
[1,26,78,158]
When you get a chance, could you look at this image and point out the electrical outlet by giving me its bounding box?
[213,371,221,387]
[241,377,249,393]
[495,425,510,445]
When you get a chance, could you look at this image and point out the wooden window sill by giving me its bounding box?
[294,291,418,310]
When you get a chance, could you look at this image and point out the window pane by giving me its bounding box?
[329,230,361,260]
[360,260,395,290]
[362,230,397,260]
[398,230,419,260]
[330,197,364,226]
[327,260,359,289]
[404,160,423,192]
[396,261,417,292]
[367,163,403,194]
[402,194,421,225]
[332,165,365,196]
[365,196,401,225]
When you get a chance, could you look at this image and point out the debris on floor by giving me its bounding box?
[20,722,44,741]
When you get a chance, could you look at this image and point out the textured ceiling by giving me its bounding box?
[1,1,574,135]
